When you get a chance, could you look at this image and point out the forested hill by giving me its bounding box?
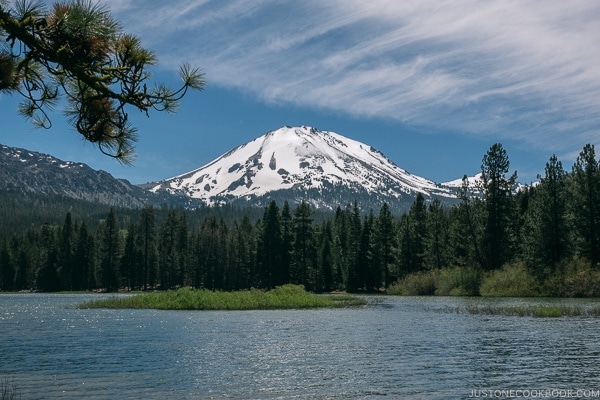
[0,190,266,240]
[0,191,114,239]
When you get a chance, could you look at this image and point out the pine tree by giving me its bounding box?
[0,0,204,162]
[397,213,412,277]
[280,201,293,285]
[196,216,228,290]
[37,247,60,292]
[258,201,283,288]
[0,241,14,291]
[358,211,376,291]
[480,143,517,270]
[409,193,427,271]
[290,202,317,290]
[318,221,335,292]
[524,155,569,277]
[57,212,75,291]
[121,223,140,290]
[13,248,30,291]
[226,215,256,290]
[571,144,600,266]
[73,222,95,290]
[159,209,187,289]
[97,208,121,292]
[424,199,450,270]
[215,218,229,289]
[332,206,349,288]
[36,223,60,291]
[373,203,396,287]
[454,175,485,269]
[138,206,158,290]
[187,230,204,288]
[397,194,428,276]
[345,202,362,292]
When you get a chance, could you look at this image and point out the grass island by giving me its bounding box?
[78,284,366,311]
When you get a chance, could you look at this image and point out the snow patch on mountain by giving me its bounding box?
[442,173,482,189]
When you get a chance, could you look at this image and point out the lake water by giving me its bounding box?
[1,294,600,399]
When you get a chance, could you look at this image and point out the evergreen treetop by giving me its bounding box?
[0,0,204,163]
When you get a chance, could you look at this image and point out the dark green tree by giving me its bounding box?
[97,208,121,291]
[345,202,362,292]
[13,248,30,291]
[0,241,14,291]
[36,223,60,291]
[187,229,203,288]
[358,211,376,291]
[121,223,140,290]
[138,206,158,290]
[453,175,485,269]
[332,206,349,288]
[571,144,600,266]
[0,0,204,162]
[397,213,412,277]
[257,201,283,288]
[290,202,317,290]
[73,221,94,290]
[480,143,517,270]
[280,201,293,284]
[317,220,335,292]
[424,199,449,270]
[397,193,428,276]
[523,155,569,277]
[410,193,427,271]
[196,216,228,290]
[373,203,396,286]
[57,212,75,290]
[227,215,255,290]
[37,247,60,292]
[158,209,188,289]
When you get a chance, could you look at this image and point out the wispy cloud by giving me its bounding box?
[104,0,600,153]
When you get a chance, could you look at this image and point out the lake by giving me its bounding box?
[1,294,600,399]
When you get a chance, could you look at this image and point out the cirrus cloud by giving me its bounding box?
[103,0,600,155]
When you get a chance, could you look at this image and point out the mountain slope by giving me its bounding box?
[147,126,458,212]
[0,144,155,208]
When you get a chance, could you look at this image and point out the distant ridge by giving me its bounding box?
[0,143,155,208]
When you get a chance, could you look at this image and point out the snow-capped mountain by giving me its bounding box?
[147,126,459,212]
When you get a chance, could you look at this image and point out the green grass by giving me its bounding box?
[452,304,589,318]
[78,284,366,310]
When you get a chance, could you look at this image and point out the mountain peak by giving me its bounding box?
[148,126,457,212]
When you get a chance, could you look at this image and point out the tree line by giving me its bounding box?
[1,143,600,295]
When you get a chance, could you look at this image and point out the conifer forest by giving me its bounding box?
[2,143,600,296]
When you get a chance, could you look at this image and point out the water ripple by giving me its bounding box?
[1,294,599,398]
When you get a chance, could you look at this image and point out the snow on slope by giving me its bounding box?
[442,173,482,189]
[149,126,454,206]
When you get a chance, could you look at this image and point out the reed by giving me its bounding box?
[78,284,365,310]
[459,304,588,317]
[1,377,19,400]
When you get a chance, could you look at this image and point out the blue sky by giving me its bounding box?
[2,0,600,185]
